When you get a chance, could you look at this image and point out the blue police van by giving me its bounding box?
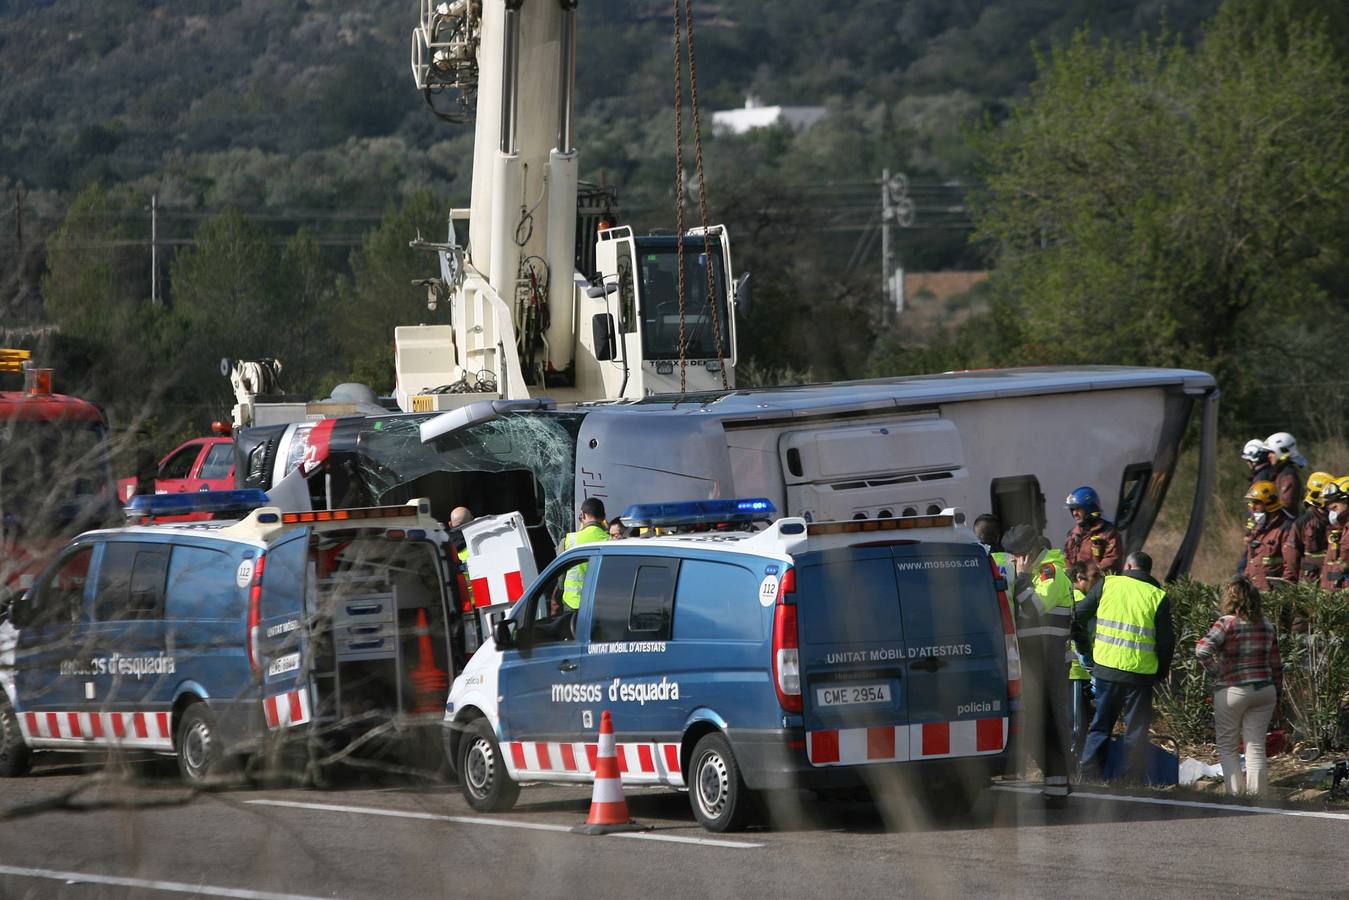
[0,491,460,783]
[443,499,1020,832]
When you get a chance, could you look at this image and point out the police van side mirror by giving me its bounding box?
[493,618,516,650]
[5,591,31,628]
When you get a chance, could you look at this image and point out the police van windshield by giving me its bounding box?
[636,237,730,361]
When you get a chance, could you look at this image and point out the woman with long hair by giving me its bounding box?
[1195,576,1283,796]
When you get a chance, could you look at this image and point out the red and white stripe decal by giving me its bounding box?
[18,710,174,749]
[504,740,684,786]
[469,569,526,608]
[263,689,312,730]
[807,717,1007,766]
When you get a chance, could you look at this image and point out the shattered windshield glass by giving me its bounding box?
[348,411,585,546]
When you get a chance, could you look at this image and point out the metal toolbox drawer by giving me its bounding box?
[332,593,395,628]
[335,621,397,660]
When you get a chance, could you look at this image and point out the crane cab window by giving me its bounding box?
[636,239,730,361]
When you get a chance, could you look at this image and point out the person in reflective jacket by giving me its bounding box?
[1072,551,1174,783]
[1003,523,1073,802]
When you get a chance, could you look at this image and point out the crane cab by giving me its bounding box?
[584,225,742,399]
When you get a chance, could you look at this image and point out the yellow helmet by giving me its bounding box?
[1324,477,1349,506]
[1244,480,1281,512]
[1306,471,1335,508]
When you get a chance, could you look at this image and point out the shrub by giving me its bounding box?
[1154,579,1349,751]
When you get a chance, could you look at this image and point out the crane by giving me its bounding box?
[404,0,749,411]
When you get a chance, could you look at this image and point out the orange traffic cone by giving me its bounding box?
[573,710,649,835]
[409,608,448,713]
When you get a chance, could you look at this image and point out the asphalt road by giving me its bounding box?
[1,755,1345,899]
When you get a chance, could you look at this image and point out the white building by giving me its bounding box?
[712,95,826,136]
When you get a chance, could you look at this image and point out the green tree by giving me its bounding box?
[971,4,1349,421]
[337,191,452,390]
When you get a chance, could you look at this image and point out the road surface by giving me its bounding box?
[0,755,1343,898]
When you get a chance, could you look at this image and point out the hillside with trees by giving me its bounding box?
[4,0,1347,442]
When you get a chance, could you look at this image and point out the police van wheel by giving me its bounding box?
[459,719,518,812]
[0,695,32,778]
[176,704,224,785]
[689,733,752,833]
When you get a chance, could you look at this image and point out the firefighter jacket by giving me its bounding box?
[1322,517,1349,591]
[1242,510,1298,590]
[1065,518,1123,574]
[1291,506,1329,584]
[1273,461,1304,517]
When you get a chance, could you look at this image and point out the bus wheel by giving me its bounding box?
[176,704,224,785]
[0,695,32,778]
[458,719,518,812]
[689,733,752,832]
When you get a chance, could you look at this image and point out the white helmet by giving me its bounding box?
[1240,439,1269,463]
[1265,432,1308,467]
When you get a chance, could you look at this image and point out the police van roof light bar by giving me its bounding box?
[280,502,427,525]
[126,489,271,521]
[621,497,776,529]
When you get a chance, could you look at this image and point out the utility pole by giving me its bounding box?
[880,170,914,325]
[150,193,159,306]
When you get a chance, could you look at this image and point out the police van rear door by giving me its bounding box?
[893,542,1008,761]
[795,545,911,766]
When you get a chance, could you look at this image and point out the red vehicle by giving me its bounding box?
[0,352,119,609]
[117,433,236,503]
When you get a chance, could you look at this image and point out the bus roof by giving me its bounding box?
[583,365,1215,423]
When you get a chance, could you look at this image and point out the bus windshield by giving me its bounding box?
[0,419,116,540]
[636,238,731,361]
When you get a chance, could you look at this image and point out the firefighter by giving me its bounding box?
[1003,523,1073,803]
[1240,481,1298,589]
[1291,472,1334,585]
[1265,432,1308,516]
[1063,486,1123,574]
[557,497,609,611]
[1320,477,1349,591]
[1241,439,1275,485]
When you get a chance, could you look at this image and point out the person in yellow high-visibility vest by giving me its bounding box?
[1072,551,1174,783]
[556,497,608,612]
[450,506,475,610]
[1003,523,1074,803]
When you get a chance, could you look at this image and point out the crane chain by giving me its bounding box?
[680,0,729,391]
[672,0,688,395]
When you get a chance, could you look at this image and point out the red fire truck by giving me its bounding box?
[0,350,119,612]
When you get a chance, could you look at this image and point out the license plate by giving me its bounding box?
[815,683,891,707]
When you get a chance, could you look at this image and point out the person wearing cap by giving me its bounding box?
[1003,523,1074,803]
[1320,478,1349,591]
[1264,432,1308,516]
[1240,481,1299,589]
[1063,486,1123,575]
[1073,551,1174,783]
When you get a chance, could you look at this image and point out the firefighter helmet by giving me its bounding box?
[1306,471,1335,508]
[1064,486,1102,518]
[1324,477,1349,506]
[1241,439,1270,464]
[1265,432,1308,467]
[1244,480,1281,513]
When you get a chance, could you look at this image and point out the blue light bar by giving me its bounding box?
[620,498,776,529]
[126,489,271,520]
